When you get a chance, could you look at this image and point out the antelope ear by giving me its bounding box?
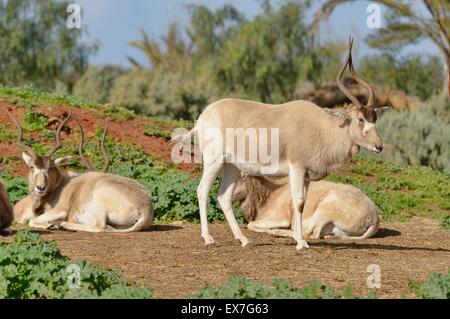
[323,108,351,120]
[54,156,73,167]
[375,106,390,117]
[22,152,33,166]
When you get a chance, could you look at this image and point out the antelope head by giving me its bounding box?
[334,37,388,153]
[3,107,73,197]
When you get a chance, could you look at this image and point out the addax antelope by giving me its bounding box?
[4,107,153,232]
[0,168,13,233]
[173,38,388,250]
[233,175,379,240]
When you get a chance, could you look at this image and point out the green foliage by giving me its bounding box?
[0,123,15,142]
[0,231,152,299]
[111,66,217,120]
[0,85,135,120]
[327,155,450,221]
[22,111,48,132]
[128,24,192,71]
[0,171,28,205]
[0,0,97,91]
[378,95,450,174]
[436,213,450,230]
[188,1,341,104]
[73,65,124,104]
[110,1,343,119]
[408,270,450,299]
[193,277,375,299]
[144,126,171,141]
[360,53,444,100]
[314,0,449,97]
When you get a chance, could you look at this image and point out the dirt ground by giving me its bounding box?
[3,218,448,298]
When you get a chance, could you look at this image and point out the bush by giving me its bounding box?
[360,53,444,101]
[73,65,124,104]
[409,270,450,299]
[110,67,217,120]
[0,231,152,299]
[378,95,450,174]
[193,276,375,299]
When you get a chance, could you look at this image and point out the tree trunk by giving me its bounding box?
[447,57,450,98]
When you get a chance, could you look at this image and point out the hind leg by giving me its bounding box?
[197,161,223,246]
[60,211,108,233]
[60,222,106,233]
[217,164,248,246]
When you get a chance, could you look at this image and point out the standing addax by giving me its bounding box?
[174,38,388,250]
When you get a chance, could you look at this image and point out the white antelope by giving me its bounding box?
[5,107,153,232]
[174,38,387,250]
[0,168,13,233]
[233,175,379,239]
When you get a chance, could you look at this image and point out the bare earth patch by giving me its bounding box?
[2,218,448,298]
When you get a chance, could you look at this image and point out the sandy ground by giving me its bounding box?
[3,218,448,298]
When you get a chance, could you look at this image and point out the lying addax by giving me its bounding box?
[13,115,110,222]
[174,38,387,250]
[5,107,153,232]
[233,175,379,239]
[0,168,13,232]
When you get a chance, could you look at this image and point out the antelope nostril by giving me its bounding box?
[376,145,383,152]
[36,186,46,192]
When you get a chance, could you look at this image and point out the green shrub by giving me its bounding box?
[1,172,28,205]
[23,111,48,132]
[73,65,124,104]
[378,95,450,174]
[360,53,444,100]
[0,231,152,299]
[110,67,217,120]
[409,270,450,299]
[193,276,375,299]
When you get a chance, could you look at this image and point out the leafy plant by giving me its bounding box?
[193,276,376,299]
[144,126,172,141]
[378,95,450,174]
[23,111,48,132]
[1,171,28,205]
[0,231,152,299]
[327,155,450,221]
[408,270,450,299]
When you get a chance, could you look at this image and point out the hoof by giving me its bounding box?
[48,223,62,230]
[240,237,250,247]
[295,240,310,251]
[202,234,215,246]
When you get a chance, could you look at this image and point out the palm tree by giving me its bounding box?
[313,0,450,97]
[127,23,193,72]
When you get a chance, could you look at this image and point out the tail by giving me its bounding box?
[337,223,379,240]
[169,128,196,145]
[106,212,153,233]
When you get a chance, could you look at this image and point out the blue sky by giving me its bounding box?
[75,0,440,67]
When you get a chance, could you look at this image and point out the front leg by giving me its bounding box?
[28,210,68,230]
[288,165,309,250]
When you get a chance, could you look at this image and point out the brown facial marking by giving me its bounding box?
[361,108,377,123]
